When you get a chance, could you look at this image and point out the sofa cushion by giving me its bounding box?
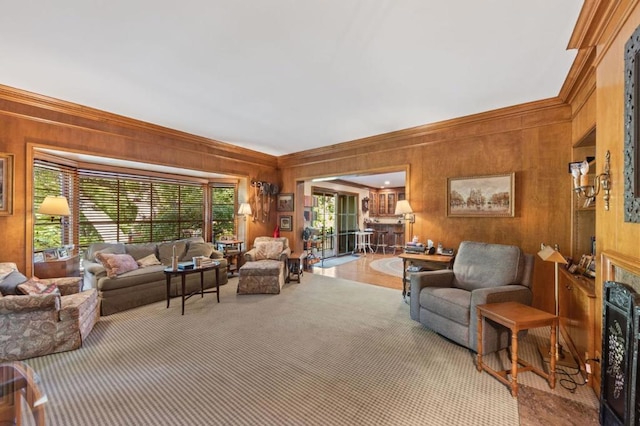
[0,270,28,295]
[254,241,284,260]
[136,253,162,268]
[96,253,139,278]
[452,241,524,291]
[18,278,60,295]
[125,243,158,261]
[184,242,214,259]
[158,241,187,265]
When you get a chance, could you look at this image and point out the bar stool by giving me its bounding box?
[375,230,388,254]
[392,231,404,254]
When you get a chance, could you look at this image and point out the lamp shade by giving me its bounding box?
[238,202,252,216]
[537,245,568,264]
[38,195,71,216]
[394,200,413,215]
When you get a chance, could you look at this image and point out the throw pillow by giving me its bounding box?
[96,252,139,278]
[254,241,283,260]
[18,278,60,295]
[136,253,162,268]
[0,270,28,295]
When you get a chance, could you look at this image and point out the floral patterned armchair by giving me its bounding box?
[0,265,99,362]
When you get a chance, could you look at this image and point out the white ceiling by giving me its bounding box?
[1,1,583,157]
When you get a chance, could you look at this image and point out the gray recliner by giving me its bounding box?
[409,241,534,354]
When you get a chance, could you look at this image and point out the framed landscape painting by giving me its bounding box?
[0,153,14,216]
[276,193,294,212]
[447,173,515,217]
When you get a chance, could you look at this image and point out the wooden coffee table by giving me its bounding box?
[164,262,220,315]
[476,301,557,397]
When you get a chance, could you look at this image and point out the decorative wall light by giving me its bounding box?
[38,195,71,222]
[571,150,611,210]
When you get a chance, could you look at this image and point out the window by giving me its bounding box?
[33,157,238,251]
[78,170,205,245]
[33,160,75,251]
[211,185,236,241]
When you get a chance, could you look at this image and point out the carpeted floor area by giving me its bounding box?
[24,274,598,425]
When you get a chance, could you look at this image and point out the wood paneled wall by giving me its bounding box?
[0,86,280,274]
[568,0,640,397]
[280,99,573,314]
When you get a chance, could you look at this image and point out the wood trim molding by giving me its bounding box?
[278,97,568,169]
[568,0,622,49]
[0,84,277,167]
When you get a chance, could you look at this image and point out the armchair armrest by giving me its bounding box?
[244,249,258,262]
[278,248,292,262]
[38,277,82,295]
[470,285,533,307]
[0,294,60,315]
[409,270,455,321]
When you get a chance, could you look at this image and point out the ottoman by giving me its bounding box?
[238,260,285,294]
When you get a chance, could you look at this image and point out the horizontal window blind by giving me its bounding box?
[79,169,205,245]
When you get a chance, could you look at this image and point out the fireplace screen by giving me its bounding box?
[601,281,640,425]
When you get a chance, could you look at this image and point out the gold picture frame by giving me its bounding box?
[447,173,515,217]
[0,153,14,216]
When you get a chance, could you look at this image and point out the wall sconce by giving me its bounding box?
[237,203,252,221]
[38,195,71,222]
[572,150,611,210]
[395,200,415,237]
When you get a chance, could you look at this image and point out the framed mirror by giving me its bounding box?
[624,25,640,222]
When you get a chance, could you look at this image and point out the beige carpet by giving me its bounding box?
[24,274,596,425]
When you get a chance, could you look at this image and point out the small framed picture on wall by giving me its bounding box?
[279,215,293,231]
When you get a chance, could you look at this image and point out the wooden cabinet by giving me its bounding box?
[369,188,405,216]
[34,255,80,278]
[558,268,596,379]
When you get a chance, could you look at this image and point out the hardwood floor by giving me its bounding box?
[308,252,403,291]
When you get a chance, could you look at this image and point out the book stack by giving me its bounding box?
[193,256,216,268]
[404,242,426,254]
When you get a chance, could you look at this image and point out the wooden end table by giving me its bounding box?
[476,301,557,397]
[164,261,221,315]
[285,254,303,283]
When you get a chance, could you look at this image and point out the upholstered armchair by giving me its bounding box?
[239,237,291,294]
[409,241,534,354]
[0,268,99,362]
[244,236,291,263]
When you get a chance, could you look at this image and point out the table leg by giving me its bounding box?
[510,329,519,397]
[166,274,171,308]
[200,270,204,297]
[402,258,408,298]
[476,310,483,372]
[215,268,220,303]
[549,320,557,389]
[181,275,186,316]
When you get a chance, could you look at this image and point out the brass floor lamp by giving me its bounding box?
[537,244,578,368]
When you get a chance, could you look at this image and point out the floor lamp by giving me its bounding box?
[537,245,576,367]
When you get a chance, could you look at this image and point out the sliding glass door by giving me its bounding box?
[311,191,336,258]
[337,194,357,255]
